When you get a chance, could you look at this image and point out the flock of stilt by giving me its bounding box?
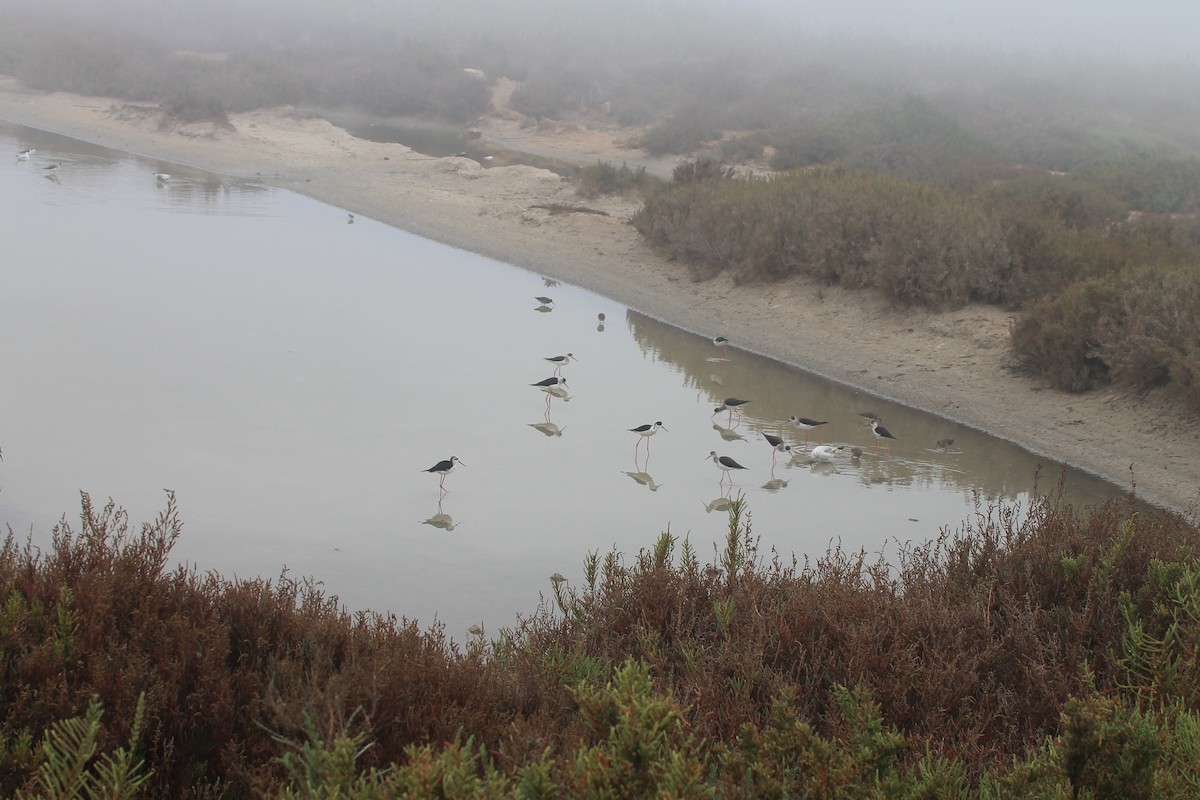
[422,306,952,494]
[17,147,172,185]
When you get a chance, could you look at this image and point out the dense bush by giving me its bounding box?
[1009,278,1123,392]
[633,164,1013,307]
[4,488,1200,796]
[575,161,652,199]
[638,108,724,156]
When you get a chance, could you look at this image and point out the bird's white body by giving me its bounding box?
[810,445,844,463]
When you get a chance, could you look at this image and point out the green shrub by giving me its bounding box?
[575,161,651,198]
[1096,267,1200,410]
[509,79,568,120]
[639,109,723,156]
[718,132,767,162]
[1009,278,1123,392]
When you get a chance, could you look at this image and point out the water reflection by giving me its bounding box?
[421,497,461,531]
[712,421,747,443]
[528,421,566,437]
[624,308,1121,507]
[623,470,663,492]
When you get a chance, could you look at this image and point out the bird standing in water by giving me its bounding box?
[424,456,465,491]
[707,450,748,485]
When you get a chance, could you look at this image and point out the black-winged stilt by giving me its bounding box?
[787,415,828,444]
[935,438,955,452]
[707,451,748,485]
[531,376,567,389]
[155,172,171,183]
[713,398,751,424]
[629,421,667,458]
[43,162,61,174]
[16,148,34,160]
[712,336,729,347]
[870,419,897,454]
[424,456,464,490]
[761,432,793,465]
[347,213,355,224]
[545,353,577,373]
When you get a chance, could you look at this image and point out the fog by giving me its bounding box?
[5,0,1198,62]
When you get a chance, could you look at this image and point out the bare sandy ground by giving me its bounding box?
[2,77,1196,514]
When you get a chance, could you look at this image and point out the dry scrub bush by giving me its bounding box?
[4,487,1200,795]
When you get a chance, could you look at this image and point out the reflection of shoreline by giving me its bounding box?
[625,309,1139,511]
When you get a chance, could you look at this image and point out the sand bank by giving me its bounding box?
[2,78,1195,513]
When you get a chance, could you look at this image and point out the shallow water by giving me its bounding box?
[0,123,1127,637]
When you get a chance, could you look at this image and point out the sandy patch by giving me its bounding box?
[1,77,1196,513]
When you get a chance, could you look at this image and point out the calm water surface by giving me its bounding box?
[0,124,1126,636]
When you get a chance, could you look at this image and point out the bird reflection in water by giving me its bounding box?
[421,498,460,531]
[703,496,735,514]
[597,312,606,332]
[712,421,746,443]
[528,421,565,437]
[529,403,565,437]
[623,470,663,492]
[809,461,838,477]
[761,477,790,492]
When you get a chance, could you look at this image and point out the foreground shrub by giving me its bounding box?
[4,489,1200,795]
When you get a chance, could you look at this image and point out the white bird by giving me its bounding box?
[810,445,845,463]
[16,148,34,160]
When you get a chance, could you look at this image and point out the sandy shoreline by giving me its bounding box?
[3,78,1197,514]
